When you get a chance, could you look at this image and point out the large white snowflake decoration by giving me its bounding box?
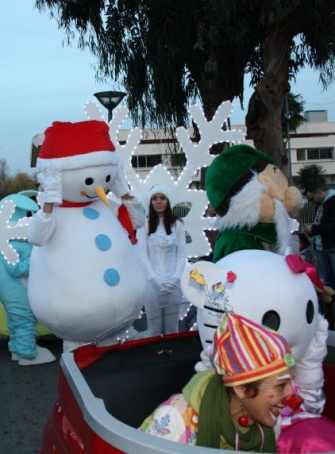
[84,100,245,258]
[0,200,31,264]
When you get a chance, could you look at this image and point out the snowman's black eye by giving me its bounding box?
[85,178,94,185]
[105,175,111,183]
[306,300,314,324]
[262,310,280,331]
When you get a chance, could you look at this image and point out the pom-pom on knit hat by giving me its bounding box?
[37,120,118,172]
[205,144,273,216]
[212,312,295,387]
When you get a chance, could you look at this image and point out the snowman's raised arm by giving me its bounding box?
[120,197,146,230]
[109,157,132,199]
[37,167,63,207]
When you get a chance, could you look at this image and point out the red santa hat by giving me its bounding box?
[37,120,118,172]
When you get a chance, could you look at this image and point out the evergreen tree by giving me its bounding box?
[35,0,335,173]
[297,164,326,192]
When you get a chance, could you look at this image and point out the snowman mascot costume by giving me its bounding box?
[0,193,55,365]
[182,250,335,452]
[28,120,146,350]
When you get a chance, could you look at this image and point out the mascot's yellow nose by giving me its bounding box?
[94,186,110,206]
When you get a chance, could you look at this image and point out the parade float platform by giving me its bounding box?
[40,327,335,454]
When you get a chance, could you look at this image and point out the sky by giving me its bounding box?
[2,2,335,175]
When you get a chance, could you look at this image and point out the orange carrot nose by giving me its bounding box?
[94,186,110,206]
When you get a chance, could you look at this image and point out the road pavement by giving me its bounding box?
[0,336,63,454]
[0,307,195,454]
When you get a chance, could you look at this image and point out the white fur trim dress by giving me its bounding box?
[136,219,187,335]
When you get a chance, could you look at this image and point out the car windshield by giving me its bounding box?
[94,301,197,348]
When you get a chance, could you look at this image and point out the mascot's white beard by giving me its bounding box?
[273,198,291,255]
[215,174,291,255]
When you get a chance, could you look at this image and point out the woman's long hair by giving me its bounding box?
[148,197,180,235]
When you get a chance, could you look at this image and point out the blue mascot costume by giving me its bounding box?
[0,192,55,365]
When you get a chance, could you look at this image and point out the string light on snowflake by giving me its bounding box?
[0,200,32,265]
[84,99,246,258]
[179,303,193,321]
[117,330,129,344]
[189,322,197,331]
[138,310,145,319]
[289,218,300,233]
[84,102,105,122]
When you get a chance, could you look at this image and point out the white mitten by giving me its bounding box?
[149,277,166,294]
[194,345,214,372]
[37,168,63,204]
[294,314,328,414]
[164,277,180,293]
[110,159,130,198]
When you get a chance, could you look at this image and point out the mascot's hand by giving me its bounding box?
[295,314,328,389]
[37,168,62,205]
[283,186,302,214]
[194,346,213,372]
[318,285,335,304]
[110,159,130,198]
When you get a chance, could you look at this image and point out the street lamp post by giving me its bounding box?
[93,91,126,122]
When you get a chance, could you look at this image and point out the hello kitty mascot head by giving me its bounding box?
[182,249,322,361]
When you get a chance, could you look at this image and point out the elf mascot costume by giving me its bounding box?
[205,144,302,262]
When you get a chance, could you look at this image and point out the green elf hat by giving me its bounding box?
[205,144,274,216]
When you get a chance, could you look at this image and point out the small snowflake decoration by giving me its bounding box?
[189,268,237,313]
[0,200,32,264]
[84,100,245,258]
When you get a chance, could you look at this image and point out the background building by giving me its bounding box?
[31,110,335,191]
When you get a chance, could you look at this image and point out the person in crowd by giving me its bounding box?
[136,185,187,336]
[140,311,296,451]
[304,183,335,329]
[292,231,315,264]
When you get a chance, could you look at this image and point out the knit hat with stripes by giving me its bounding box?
[212,312,295,387]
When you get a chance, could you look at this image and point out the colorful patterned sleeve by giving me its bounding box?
[139,394,198,445]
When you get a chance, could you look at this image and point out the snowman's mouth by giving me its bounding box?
[86,194,98,199]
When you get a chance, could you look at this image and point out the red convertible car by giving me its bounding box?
[40,309,335,454]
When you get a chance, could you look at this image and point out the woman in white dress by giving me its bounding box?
[137,185,187,335]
